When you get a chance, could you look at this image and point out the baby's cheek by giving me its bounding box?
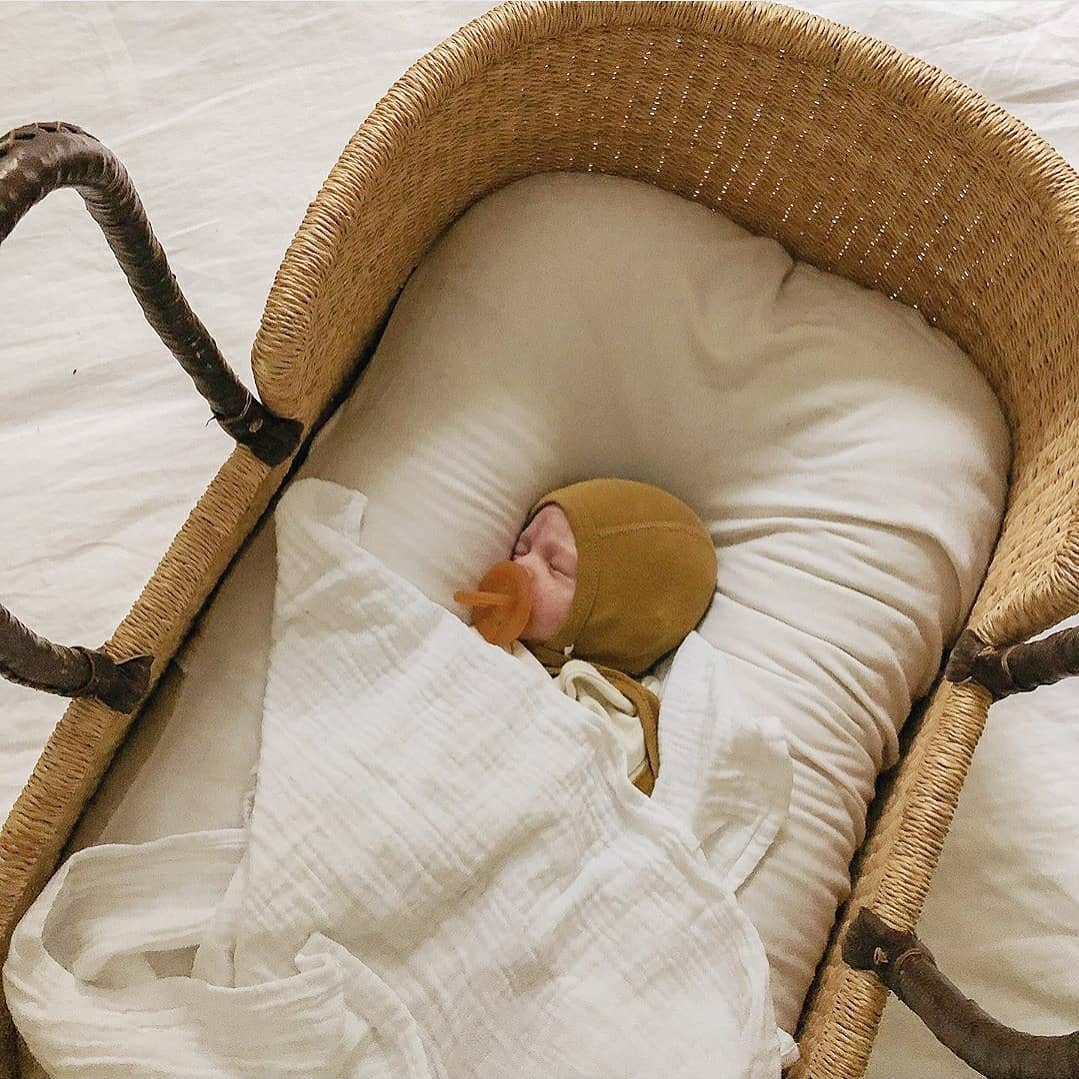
[540,580,575,641]
[551,580,575,630]
[531,578,561,633]
[519,575,566,642]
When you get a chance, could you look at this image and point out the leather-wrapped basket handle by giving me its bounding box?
[0,120,304,712]
[946,624,1079,699]
[0,122,303,461]
[845,908,1078,1079]
[0,607,152,715]
[844,621,1079,1077]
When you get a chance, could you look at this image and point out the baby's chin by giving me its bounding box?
[520,623,550,645]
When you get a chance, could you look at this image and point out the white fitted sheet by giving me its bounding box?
[2,4,1077,1075]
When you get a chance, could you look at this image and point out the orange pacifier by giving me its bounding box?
[454,560,532,647]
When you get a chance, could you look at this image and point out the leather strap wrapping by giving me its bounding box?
[0,121,303,709]
[845,908,1079,1079]
[0,121,302,465]
[946,625,1079,699]
[0,606,151,713]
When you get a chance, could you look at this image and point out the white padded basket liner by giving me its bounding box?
[71,174,1008,1030]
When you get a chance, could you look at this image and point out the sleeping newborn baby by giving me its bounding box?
[468,479,717,795]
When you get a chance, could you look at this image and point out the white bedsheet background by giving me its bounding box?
[1,4,1076,1077]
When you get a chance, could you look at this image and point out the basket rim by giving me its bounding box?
[251,0,1079,404]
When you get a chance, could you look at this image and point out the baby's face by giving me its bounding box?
[513,505,578,642]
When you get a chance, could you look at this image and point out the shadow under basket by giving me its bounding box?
[3,3,1079,1077]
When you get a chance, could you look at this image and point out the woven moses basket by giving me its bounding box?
[3,3,1079,1077]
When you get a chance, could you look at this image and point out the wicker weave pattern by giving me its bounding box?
[248,12,1079,1071]
[2,4,1077,1077]
[254,0,1079,631]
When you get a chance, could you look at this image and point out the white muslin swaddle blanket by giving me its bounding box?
[5,479,795,1078]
